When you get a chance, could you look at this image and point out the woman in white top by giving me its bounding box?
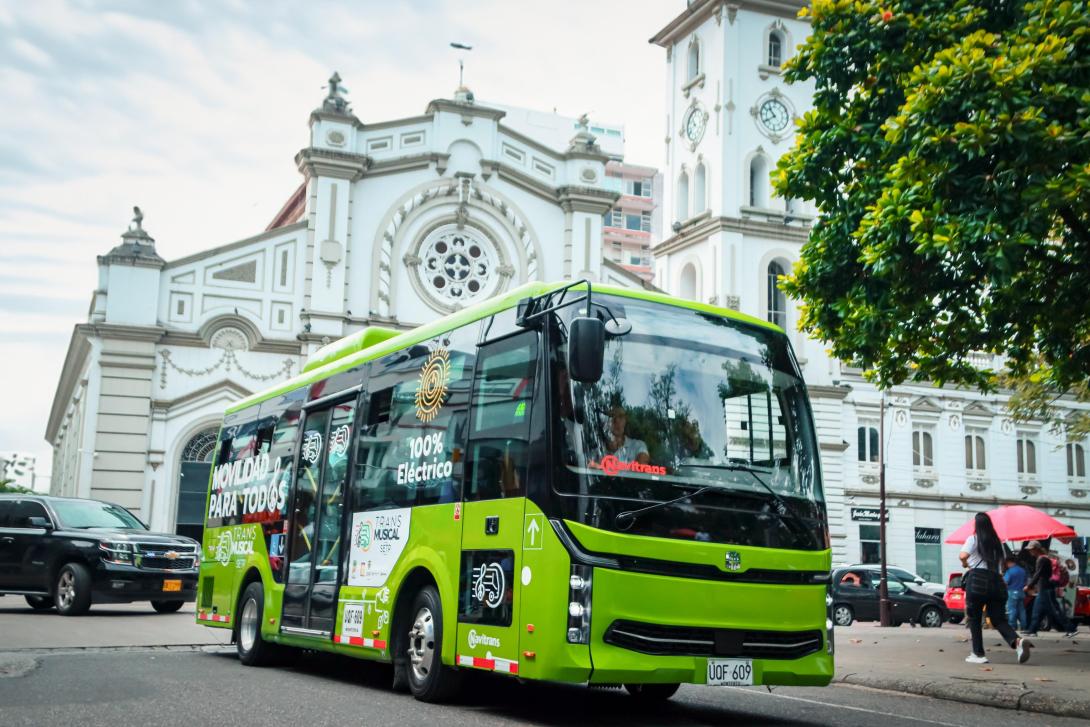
[958,512,1031,664]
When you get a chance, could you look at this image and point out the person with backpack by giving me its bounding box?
[1023,541,1078,637]
[958,513,1031,664]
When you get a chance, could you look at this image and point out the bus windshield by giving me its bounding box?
[556,296,826,550]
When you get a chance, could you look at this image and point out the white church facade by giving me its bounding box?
[45,79,653,539]
[650,0,1089,581]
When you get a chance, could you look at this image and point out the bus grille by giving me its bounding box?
[604,620,823,660]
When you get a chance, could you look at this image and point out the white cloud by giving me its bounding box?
[0,0,682,475]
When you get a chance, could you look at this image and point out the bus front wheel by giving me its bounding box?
[406,585,461,702]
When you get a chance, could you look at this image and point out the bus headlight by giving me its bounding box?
[566,564,593,644]
[825,584,835,655]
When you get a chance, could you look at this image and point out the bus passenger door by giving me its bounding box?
[282,396,357,636]
[457,331,538,676]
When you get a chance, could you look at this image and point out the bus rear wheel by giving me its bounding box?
[625,683,681,701]
[236,581,281,667]
[406,585,461,702]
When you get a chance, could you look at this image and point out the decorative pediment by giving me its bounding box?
[963,401,994,418]
[910,397,942,413]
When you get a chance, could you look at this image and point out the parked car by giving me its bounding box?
[842,563,946,597]
[945,570,1078,630]
[944,572,964,624]
[831,566,948,628]
[0,495,199,615]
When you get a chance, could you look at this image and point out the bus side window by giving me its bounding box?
[466,332,538,501]
[352,326,476,511]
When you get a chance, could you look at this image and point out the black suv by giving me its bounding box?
[831,566,949,628]
[0,494,199,615]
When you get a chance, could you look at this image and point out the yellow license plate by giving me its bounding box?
[163,579,182,592]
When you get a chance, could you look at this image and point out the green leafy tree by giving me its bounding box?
[0,479,32,494]
[774,0,1090,435]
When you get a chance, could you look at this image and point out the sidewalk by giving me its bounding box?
[833,621,1090,720]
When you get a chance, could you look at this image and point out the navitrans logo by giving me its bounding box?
[415,347,450,423]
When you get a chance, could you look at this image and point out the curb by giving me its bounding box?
[838,672,1090,721]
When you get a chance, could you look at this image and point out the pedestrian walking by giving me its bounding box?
[958,512,1031,664]
[1023,541,1079,638]
[1002,556,1028,631]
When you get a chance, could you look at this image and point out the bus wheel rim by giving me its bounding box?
[58,571,75,608]
[240,598,258,652]
[408,606,436,682]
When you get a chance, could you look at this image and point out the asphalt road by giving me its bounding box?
[1,645,1085,727]
[0,594,1082,726]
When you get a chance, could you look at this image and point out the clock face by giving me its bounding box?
[685,108,706,143]
[759,99,790,133]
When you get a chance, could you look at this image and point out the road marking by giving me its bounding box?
[719,685,964,727]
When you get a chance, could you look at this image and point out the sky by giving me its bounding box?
[0,0,680,482]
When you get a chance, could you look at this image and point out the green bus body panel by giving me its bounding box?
[302,326,402,373]
[226,280,781,415]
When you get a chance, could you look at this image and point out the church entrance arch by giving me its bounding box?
[176,427,218,540]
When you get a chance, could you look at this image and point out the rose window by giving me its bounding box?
[420,229,495,304]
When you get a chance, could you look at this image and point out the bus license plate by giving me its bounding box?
[707,659,753,686]
[162,579,182,592]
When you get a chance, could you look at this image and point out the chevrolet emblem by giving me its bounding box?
[164,550,180,560]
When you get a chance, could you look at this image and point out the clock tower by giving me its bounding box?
[651,1,850,563]
[649,0,828,380]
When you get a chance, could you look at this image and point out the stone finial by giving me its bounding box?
[322,72,351,114]
[100,205,164,266]
[568,114,600,154]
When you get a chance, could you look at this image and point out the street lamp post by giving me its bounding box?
[878,392,892,626]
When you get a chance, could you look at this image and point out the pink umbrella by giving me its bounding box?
[945,505,1077,545]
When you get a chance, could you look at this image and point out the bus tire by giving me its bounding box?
[237,581,280,667]
[406,585,461,702]
[625,683,681,701]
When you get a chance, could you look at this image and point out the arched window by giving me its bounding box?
[1016,437,1037,475]
[694,163,707,214]
[677,171,690,221]
[1068,442,1087,479]
[687,39,701,81]
[767,261,787,328]
[177,427,218,540]
[912,429,934,468]
[749,156,768,208]
[679,263,698,300]
[857,425,879,462]
[964,433,987,472]
[768,31,784,67]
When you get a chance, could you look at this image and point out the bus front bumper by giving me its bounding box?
[587,566,834,687]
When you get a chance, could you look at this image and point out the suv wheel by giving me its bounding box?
[151,599,185,614]
[25,595,53,611]
[920,606,943,628]
[55,563,92,616]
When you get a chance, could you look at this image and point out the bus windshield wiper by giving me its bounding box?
[614,483,717,531]
[683,463,812,540]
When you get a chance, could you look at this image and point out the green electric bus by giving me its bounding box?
[196,280,833,702]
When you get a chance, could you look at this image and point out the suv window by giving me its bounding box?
[0,499,13,527]
[10,500,50,528]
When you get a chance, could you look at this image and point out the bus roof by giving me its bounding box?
[226,280,782,414]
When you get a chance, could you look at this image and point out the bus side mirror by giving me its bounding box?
[568,316,605,383]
